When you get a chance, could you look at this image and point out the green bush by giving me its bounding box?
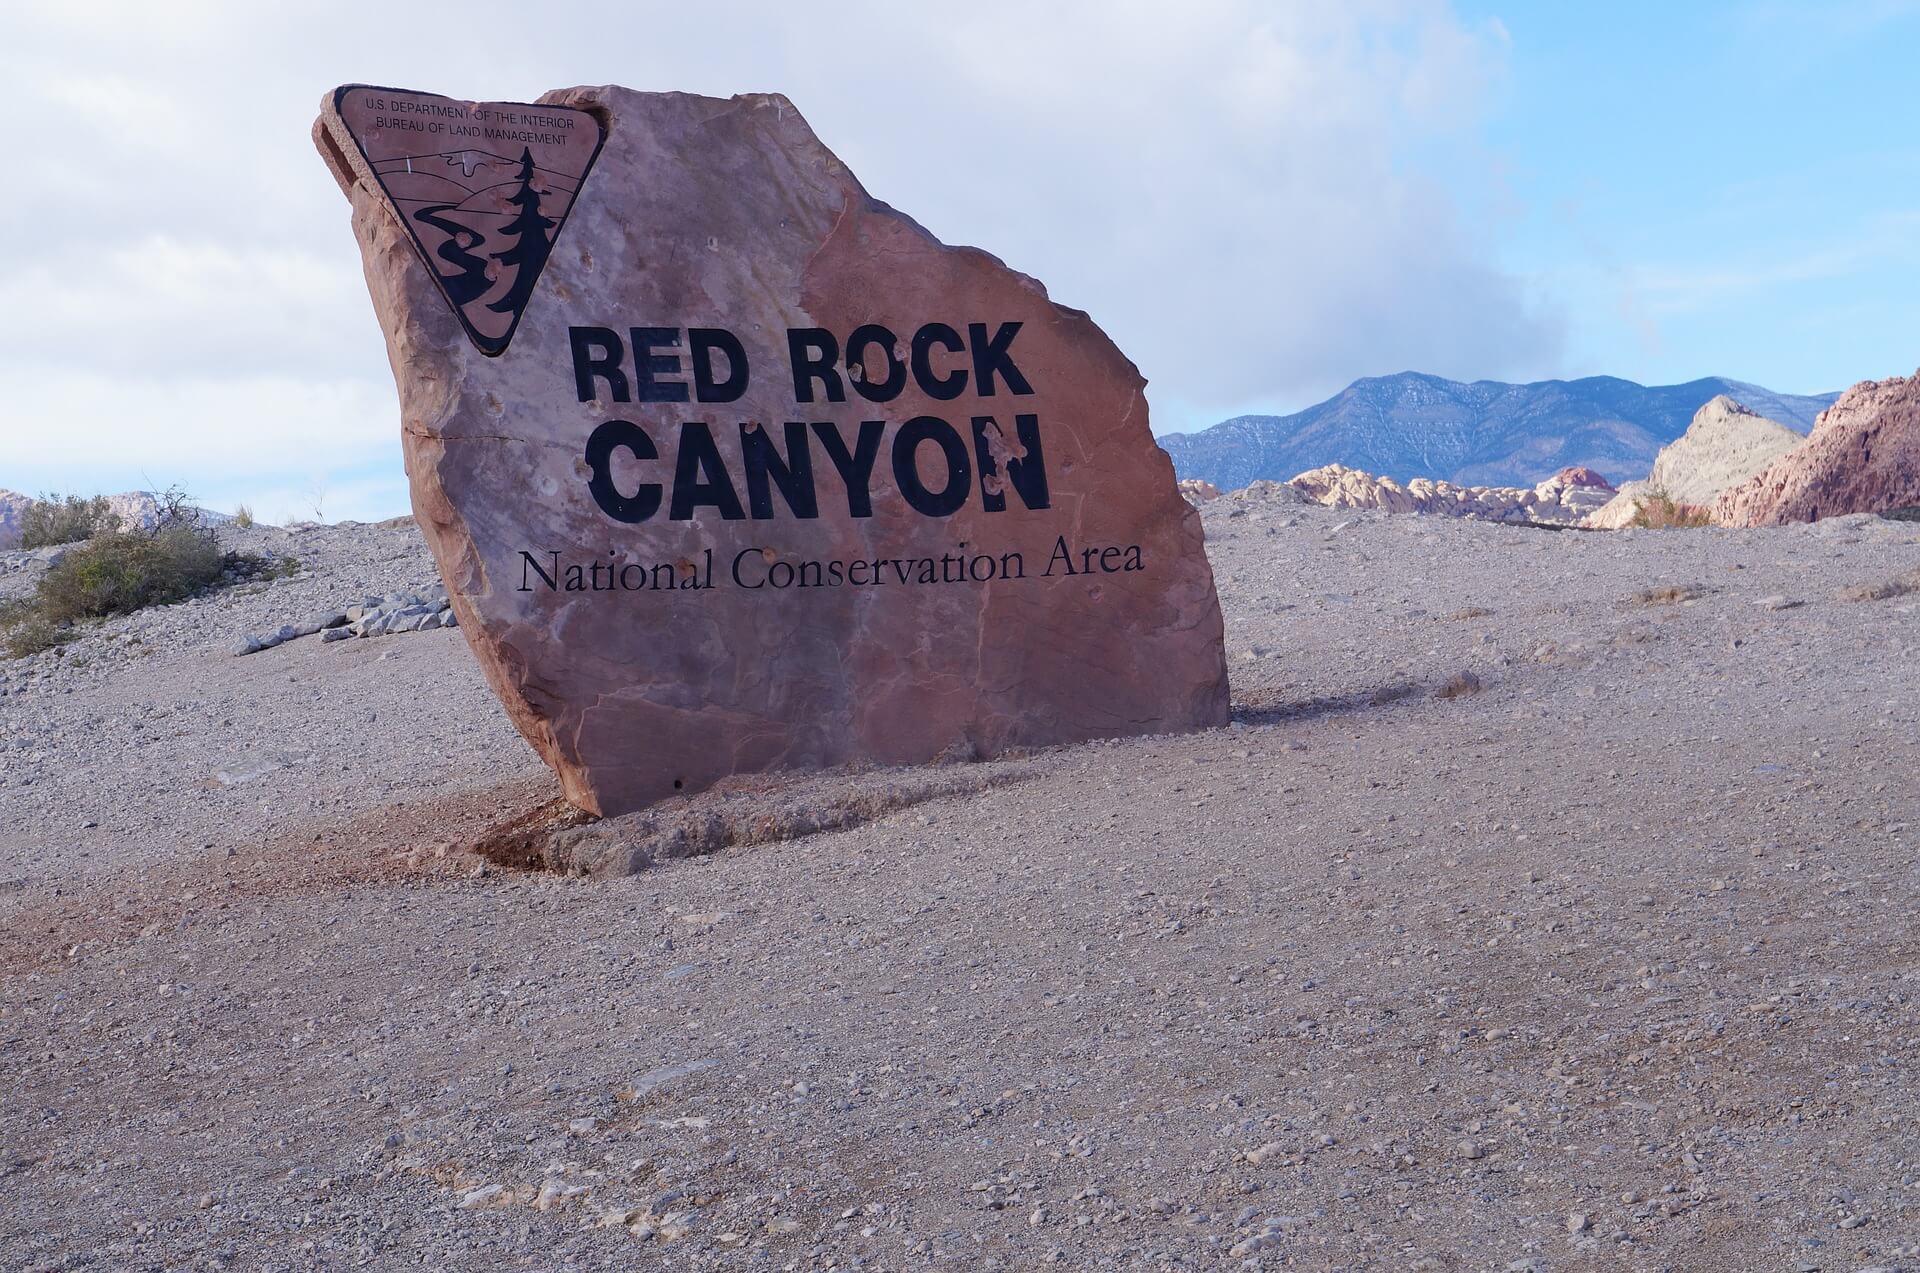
[1629,490,1713,529]
[0,606,76,658]
[19,494,120,549]
[34,522,226,624]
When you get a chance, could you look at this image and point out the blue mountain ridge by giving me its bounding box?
[1156,372,1840,491]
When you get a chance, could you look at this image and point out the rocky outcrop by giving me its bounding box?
[1713,372,1920,526]
[1177,479,1222,505]
[1586,396,1802,529]
[1284,463,1615,524]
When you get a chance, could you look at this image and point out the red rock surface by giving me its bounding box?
[316,84,1227,816]
[1713,372,1920,526]
[1550,466,1613,491]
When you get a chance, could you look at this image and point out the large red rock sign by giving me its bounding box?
[315,83,1228,816]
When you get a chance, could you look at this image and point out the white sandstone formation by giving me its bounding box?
[1283,464,1615,525]
[1586,396,1802,529]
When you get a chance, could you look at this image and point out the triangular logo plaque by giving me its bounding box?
[323,85,606,357]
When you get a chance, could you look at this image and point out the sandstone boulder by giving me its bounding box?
[1586,396,1802,529]
[1713,372,1920,526]
[1177,479,1223,505]
[316,83,1228,816]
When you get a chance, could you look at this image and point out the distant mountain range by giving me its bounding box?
[1158,373,1840,491]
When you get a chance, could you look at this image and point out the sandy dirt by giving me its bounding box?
[3,497,1918,1271]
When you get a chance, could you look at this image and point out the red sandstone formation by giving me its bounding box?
[1550,466,1613,490]
[1713,372,1920,526]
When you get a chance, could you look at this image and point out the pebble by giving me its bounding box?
[235,591,453,654]
[534,1181,587,1210]
[457,1184,504,1209]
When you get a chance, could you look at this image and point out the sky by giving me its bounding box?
[1,0,1916,522]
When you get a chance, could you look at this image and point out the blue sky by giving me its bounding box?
[0,1,1913,521]
[1456,0,1920,396]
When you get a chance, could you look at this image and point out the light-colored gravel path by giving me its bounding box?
[3,499,1918,1271]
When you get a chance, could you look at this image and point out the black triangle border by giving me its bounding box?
[331,84,608,358]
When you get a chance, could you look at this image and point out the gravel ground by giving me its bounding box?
[3,495,1918,1272]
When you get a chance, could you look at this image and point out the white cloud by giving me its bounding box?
[6,374,395,480]
[0,238,375,376]
[0,0,1557,517]
[1626,211,1920,313]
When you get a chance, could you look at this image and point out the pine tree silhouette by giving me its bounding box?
[486,147,556,319]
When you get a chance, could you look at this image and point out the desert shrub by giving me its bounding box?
[34,522,226,624]
[1,612,76,657]
[0,599,76,657]
[1883,506,1920,523]
[150,484,200,527]
[1837,570,1920,602]
[232,504,255,529]
[1629,491,1712,529]
[0,490,290,657]
[19,494,120,548]
[1633,584,1703,605]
